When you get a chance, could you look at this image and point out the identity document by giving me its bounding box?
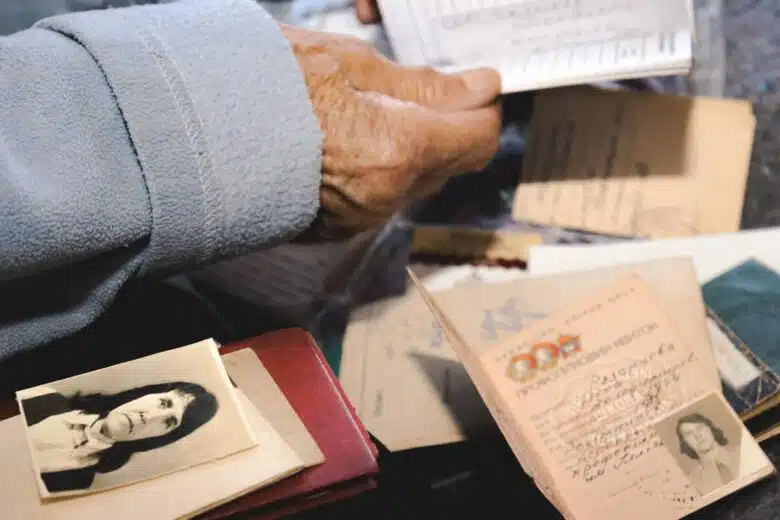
[411,273,775,519]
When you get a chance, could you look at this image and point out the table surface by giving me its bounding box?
[726,0,780,231]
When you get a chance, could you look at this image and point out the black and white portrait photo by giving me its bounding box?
[654,393,749,497]
[673,412,738,495]
[16,339,257,498]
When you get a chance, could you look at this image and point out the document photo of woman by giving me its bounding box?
[674,412,738,495]
[21,381,217,493]
[16,340,257,498]
[654,392,751,498]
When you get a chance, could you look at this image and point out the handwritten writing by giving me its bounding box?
[636,469,700,505]
[541,351,699,484]
[609,469,699,508]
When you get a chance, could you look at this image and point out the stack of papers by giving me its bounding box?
[0,341,316,520]
[376,0,694,93]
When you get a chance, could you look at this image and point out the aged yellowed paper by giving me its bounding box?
[0,390,303,520]
[512,89,755,238]
[16,340,258,499]
[222,349,324,467]
[341,258,720,452]
[339,282,496,451]
[415,274,774,519]
[428,257,720,385]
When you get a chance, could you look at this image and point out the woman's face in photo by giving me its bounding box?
[680,421,716,455]
[101,390,194,442]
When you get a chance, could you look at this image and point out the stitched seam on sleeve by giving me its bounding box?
[134,26,223,265]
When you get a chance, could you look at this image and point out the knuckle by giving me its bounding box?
[372,146,418,205]
[374,121,418,174]
[417,129,443,169]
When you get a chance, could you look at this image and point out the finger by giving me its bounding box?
[355,0,381,24]
[349,59,502,112]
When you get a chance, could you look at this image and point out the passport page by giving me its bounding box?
[414,275,774,519]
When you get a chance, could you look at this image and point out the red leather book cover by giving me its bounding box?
[199,328,379,519]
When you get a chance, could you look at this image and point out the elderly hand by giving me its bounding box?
[281,24,502,239]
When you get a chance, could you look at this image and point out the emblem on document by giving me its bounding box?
[505,334,582,382]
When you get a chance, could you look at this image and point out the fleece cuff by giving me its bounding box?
[37,0,322,276]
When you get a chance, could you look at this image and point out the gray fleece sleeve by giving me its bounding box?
[0,0,322,359]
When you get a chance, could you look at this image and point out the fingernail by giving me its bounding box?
[459,68,500,92]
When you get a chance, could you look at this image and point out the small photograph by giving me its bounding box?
[653,393,744,496]
[16,339,257,499]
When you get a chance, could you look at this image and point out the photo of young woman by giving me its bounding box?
[21,381,217,493]
[16,340,257,498]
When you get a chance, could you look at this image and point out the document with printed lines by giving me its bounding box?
[376,0,694,93]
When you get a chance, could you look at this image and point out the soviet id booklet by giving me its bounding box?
[411,273,774,519]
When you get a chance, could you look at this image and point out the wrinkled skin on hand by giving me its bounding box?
[281,24,502,239]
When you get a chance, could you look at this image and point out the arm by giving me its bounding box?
[0,0,322,358]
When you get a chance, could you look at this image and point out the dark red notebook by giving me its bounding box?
[199,328,379,519]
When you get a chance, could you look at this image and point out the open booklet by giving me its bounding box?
[375,0,694,93]
[339,257,722,452]
[408,271,775,519]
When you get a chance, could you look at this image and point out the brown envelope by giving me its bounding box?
[513,89,755,239]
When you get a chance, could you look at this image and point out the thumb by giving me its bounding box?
[351,60,502,112]
[405,100,502,180]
